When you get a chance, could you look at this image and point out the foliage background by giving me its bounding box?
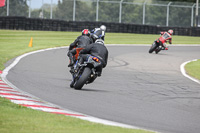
[0,0,199,27]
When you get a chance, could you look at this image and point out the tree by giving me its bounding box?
[54,0,73,20]
[122,4,143,24]
[98,2,120,22]
[169,6,192,27]
[75,1,95,21]
[31,4,57,19]
[0,0,28,17]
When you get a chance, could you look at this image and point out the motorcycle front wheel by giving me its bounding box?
[74,67,91,90]
[155,47,162,54]
[149,42,158,53]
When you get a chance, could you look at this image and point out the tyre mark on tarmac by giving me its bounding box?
[108,57,129,67]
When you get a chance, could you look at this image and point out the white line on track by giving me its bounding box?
[180,59,200,84]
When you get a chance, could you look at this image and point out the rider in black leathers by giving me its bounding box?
[78,38,108,76]
[67,29,93,67]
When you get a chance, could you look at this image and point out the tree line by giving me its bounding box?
[0,0,199,27]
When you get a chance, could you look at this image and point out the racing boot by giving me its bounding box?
[96,72,101,77]
[68,59,74,67]
[96,67,102,77]
[69,67,75,74]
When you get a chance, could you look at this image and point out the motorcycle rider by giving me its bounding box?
[91,25,106,41]
[156,29,173,50]
[67,29,93,67]
[78,33,108,77]
[100,25,106,31]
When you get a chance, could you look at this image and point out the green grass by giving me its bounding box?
[185,59,200,80]
[0,97,153,133]
[106,32,200,44]
[0,30,200,70]
[0,29,200,132]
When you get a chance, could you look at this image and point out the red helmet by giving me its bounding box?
[168,29,173,35]
[82,29,90,36]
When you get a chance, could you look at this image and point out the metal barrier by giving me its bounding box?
[0,16,200,36]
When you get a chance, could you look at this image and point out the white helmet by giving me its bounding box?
[95,39,104,45]
[100,25,106,31]
[168,29,173,35]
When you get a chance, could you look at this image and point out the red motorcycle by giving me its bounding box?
[149,41,168,54]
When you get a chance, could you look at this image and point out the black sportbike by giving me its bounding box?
[70,55,101,90]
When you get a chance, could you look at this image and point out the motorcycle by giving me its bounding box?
[149,41,167,54]
[70,55,101,90]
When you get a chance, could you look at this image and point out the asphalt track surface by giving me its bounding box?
[6,45,200,133]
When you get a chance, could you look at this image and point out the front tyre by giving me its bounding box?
[149,42,157,53]
[74,67,91,90]
[155,47,161,54]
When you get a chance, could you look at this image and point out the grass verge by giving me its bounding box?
[0,97,153,133]
[185,59,200,80]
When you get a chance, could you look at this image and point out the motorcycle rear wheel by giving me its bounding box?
[74,67,91,90]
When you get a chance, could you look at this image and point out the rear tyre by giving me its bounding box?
[70,80,74,88]
[149,43,158,53]
[74,67,91,90]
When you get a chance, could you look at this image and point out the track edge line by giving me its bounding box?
[180,59,200,84]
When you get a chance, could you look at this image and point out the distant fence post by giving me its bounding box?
[73,0,76,21]
[166,2,172,26]
[195,0,199,27]
[41,0,44,18]
[28,0,31,18]
[50,0,53,19]
[142,1,147,25]
[7,0,9,16]
[191,4,196,27]
[96,0,99,21]
[119,0,123,23]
